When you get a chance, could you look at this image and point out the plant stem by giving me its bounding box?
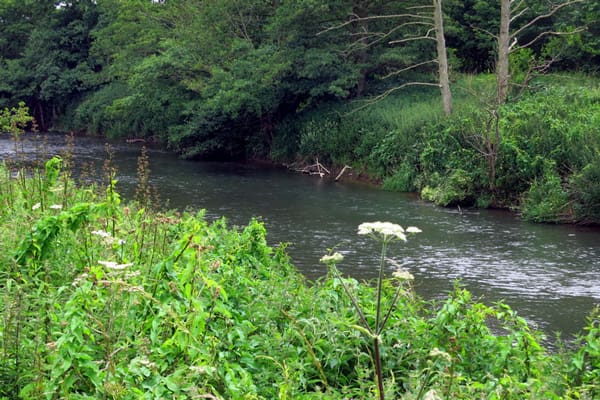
[375,240,387,334]
[379,281,406,334]
[374,240,388,399]
[331,266,372,334]
[373,336,385,400]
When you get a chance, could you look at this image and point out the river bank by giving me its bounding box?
[0,159,599,398]
[2,132,600,341]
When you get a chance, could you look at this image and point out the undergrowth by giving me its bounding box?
[0,152,599,398]
[274,74,600,224]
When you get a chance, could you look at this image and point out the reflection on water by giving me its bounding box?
[2,133,600,338]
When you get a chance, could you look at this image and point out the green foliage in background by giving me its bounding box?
[1,1,599,222]
[0,102,34,136]
[281,75,600,223]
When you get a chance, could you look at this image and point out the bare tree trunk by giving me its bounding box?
[497,0,511,104]
[433,0,452,115]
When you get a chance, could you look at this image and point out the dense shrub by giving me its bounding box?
[571,162,600,224]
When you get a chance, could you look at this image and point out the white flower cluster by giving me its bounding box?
[92,229,125,245]
[357,221,421,242]
[319,252,344,264]
[392,268,414,281]
[31,203,63,210]
[91,229,111,238]
[98,260,133,271]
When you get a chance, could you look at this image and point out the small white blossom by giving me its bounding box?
[98,260,133,270]
[92,230,111,238]
[423,389,442,400]
[429,347,452,362]
[49,204,63,210]
[405,226,422,233]
[392,268,414,281]
[32,202,41,210]
[320,252,344,264]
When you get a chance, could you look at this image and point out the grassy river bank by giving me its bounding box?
[0,155,599,399]
[273,74,600,225]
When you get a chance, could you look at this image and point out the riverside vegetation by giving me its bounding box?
[0,131,599,398]
[1,1,599,224]
[275,74,600,224]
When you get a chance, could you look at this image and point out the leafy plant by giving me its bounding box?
[320,222,421,400]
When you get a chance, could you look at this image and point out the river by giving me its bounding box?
[2,133,600,340]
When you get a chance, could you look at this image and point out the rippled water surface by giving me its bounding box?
[3,133,599,338]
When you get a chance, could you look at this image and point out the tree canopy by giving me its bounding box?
[0,0,597,158]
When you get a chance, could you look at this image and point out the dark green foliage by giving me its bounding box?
[571,163,600,224]
[0,1,99,131]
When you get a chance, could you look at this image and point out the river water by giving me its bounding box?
[2,133,600,339]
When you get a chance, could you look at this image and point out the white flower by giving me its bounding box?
[320,252,344,264]
[392,268,414,281]
[98,260,133,270]
[358,222,421,242]
[49,204,63,210]
[429,347,452,362]
[358,222,404,241]
[91,230,111,238]
[32,203,41,210]
[423,389,442,400]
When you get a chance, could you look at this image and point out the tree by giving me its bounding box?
[434,0,452,114]
[0,101,33,136]
[318,0,453,115]
[496,0,585,104]
[0,0,99,130]
[456,0,588,193]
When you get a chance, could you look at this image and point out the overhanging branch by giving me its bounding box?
[511,0,584,39]
[346,82,440,114]
[381,60,437,79]
[317,13,432,36]
[510,27,586,52]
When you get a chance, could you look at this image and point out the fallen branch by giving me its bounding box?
[288,158,331,178]
[335,165,352,181]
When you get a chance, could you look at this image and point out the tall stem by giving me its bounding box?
[375,240,388,334]
[373,336,385,400]
[374,239,388,399]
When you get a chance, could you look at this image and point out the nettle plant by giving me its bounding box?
[321,221,421,400]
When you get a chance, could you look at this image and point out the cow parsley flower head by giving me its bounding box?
[357,222,421,242]
[98,260,133,271]
[320,252,344,265]
[92,230,111,238]
[392,268,414,281]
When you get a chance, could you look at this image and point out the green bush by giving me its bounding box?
[571,162,600,224]
[567,309,600,399]
[520,162,571,223]
[421,168,476,207]
[382,161,418,192]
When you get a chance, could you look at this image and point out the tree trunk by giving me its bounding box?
[433,0,452,115]
[497,0,511,104]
